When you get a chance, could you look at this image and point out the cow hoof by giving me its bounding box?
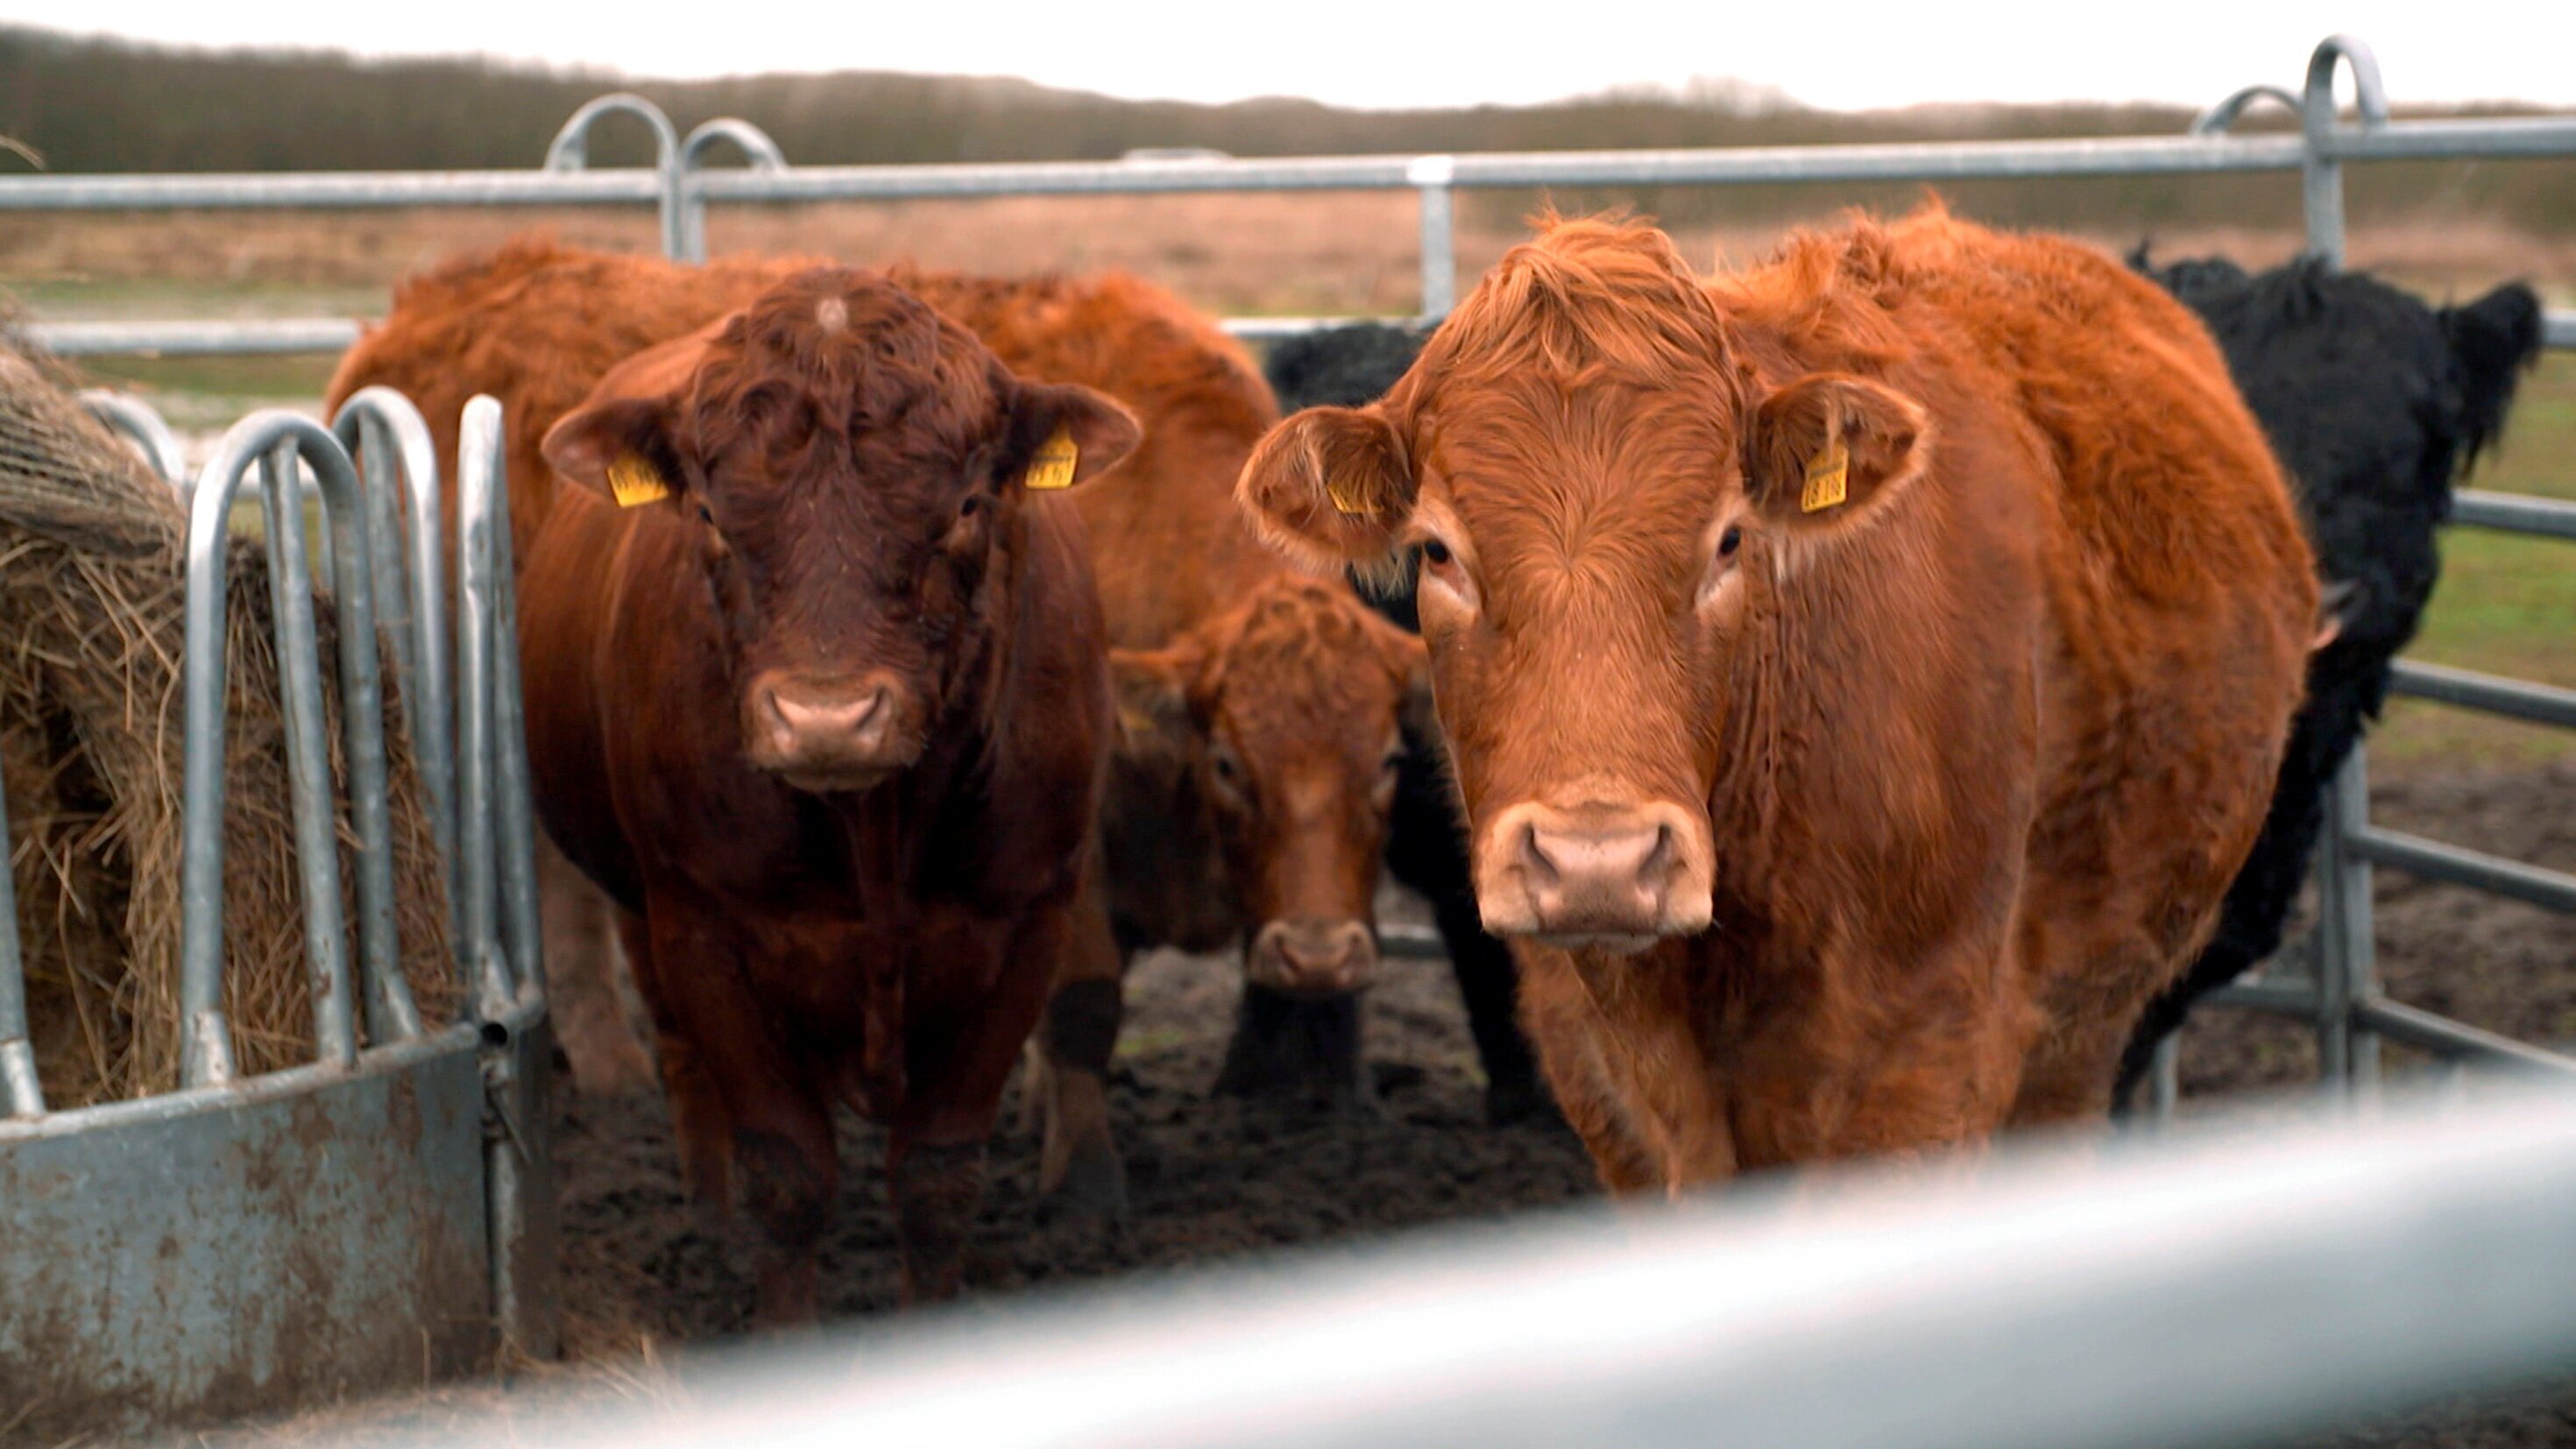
[1039,1136,1131,1230]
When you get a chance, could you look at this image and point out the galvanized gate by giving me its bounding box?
[0,390,556,1434]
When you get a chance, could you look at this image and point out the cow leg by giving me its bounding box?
[642,903,839,1327]
[1434,898,1551,1126]
[540,831,657,1096]
[892,903,1071,1303]
[1214,985,1366,1111]
[1385,767,1552,1126]
[1031,873,1129,1221]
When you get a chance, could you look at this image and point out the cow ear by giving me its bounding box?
[1742,373,1929,531]
[1008,382,1141,494]
[1108,642,1200,762]
[1236,405,1415,576]
[2441,281,2543,471]
[541,328,714,510]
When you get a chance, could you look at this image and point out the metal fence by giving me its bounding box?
[4,27,2574,1438]
[390,1078,2576,1449]
[0,388,556,1432]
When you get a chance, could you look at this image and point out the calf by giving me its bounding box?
[1238,209,2316,1189]
[2111,255,2544,1103]
[515,266,1136,1318]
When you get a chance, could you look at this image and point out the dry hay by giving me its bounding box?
[0,329,453,1107]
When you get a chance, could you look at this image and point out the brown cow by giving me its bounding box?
[1237,209,2315,1191]
[328,241,1427,1199]
[516,265,1136,1319]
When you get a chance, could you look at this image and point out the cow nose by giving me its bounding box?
[1248,919,1376,997]
[765,685,886,753]
[1477,801,1714,950]
[746,672,908,786]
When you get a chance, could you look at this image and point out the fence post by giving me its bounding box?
[2296,34,2387,268]
[2294,35,2386,1099]
[1410,155,1458,321]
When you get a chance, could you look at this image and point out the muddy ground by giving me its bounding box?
[180,760,2576,1445]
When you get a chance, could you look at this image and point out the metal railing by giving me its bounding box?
[0,388,556,1428]
[388,1080,2576,1449]
[12,39,2572,357]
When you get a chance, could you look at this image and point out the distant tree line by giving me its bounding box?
[3,25,2568,234]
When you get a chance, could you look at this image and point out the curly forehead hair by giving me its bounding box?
[686,266,1007,461]
[1185,576,1412,710]
[1409,214,1744,399]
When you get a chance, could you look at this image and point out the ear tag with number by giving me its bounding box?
[607,453,671,509]
[1801,435,1850,513]
[1326,477,1376,517]
[1023,428,1079,491]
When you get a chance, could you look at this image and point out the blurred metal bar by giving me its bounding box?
[2448,488,2576,541]
[38,318,364,357]
[0,168,658,211]
[1411,155,1456,319]
[0,773,42,1119]
[411,1085,2576,1449]
[545,93,683,260]
[2348,824,2576,915]
[2353,1000,2576,1075]
[76,389,189,485]
[2388,661,2576,729]
[2546,311,2576,350]
[2311,753,2374,1088]
[677,117,788,264]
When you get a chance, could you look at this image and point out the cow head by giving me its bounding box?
[544,267,1138,792]
[1238,218,1929,953]
[1111,576,1428,995]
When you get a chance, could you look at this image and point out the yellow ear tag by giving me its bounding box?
[1325,477,1376,517]
[606,454,671,509]
[1801,436,1850,513]
[1023,428,1079,491]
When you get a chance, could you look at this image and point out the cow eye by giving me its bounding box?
[959,493,985,519]
[1420,538,1452,567]
[1718,526,1742,557]
[1208,745,1247,802]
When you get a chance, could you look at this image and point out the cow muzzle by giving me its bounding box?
[1246,918,1377,997]
[743,670,917,791]
[1476,800,1714,952]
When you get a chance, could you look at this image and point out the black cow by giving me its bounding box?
[1253,261,2546,1122]
[2112,253,2544,1106]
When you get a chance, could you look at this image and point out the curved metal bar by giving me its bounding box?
[181,413,398,1084]
[74,389,188,489]
[2190,84,2302,138]
[331,391,459,934]
[544,93,683,260]
[454,397,516,1019]
[2303,34,2391,138]
[676,117,789,264]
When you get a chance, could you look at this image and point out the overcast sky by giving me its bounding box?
[12,1,2565,112]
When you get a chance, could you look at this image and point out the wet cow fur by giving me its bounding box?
[514,267,1136,1321]
[1238,209,2316,1188]
[2110,253,2544,1104]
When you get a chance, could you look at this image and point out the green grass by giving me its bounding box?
[2372,351,2576,772]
